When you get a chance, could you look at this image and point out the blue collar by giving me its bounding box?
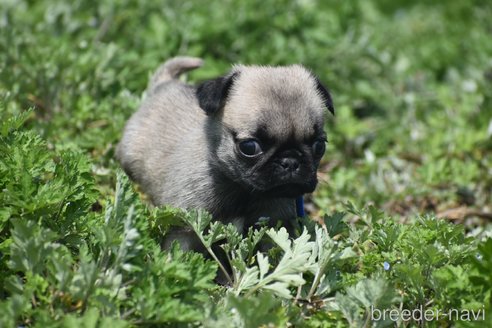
[295,196,305,217]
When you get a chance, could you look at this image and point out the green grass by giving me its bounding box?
[1,0,491,327]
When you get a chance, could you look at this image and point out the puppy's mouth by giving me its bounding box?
[260,179,318,198]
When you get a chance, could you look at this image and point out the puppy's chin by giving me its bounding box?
[250,179,318,198]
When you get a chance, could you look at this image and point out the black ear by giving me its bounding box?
[196,72,238,115]
[314,77,334,115]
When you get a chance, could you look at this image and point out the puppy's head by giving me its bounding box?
[197,65,334,198]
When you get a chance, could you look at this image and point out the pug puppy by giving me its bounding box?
[117,56,334,249]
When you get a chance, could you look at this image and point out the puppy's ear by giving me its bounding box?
[196,72,238,115]
[314,77,335,115]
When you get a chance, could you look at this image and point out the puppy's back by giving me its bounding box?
[116,57,205,201]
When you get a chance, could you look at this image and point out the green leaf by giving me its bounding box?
[226,293,290,328]
[257,252,269,280]
[9,219,57,274]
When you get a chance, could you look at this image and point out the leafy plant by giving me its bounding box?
[1,0,492,326]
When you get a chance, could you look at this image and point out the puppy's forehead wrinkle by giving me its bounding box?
[224,65,325,142]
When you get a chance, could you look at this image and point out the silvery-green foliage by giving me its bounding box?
[183,212,355,300]
[1,0,492,325]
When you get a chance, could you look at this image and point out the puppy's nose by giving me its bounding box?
[279,157,300,171]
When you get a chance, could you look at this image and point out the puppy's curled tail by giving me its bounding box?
[148,56,203,91]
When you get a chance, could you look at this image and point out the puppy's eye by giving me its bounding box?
[238,140,262,157]
[312,139,326,158]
